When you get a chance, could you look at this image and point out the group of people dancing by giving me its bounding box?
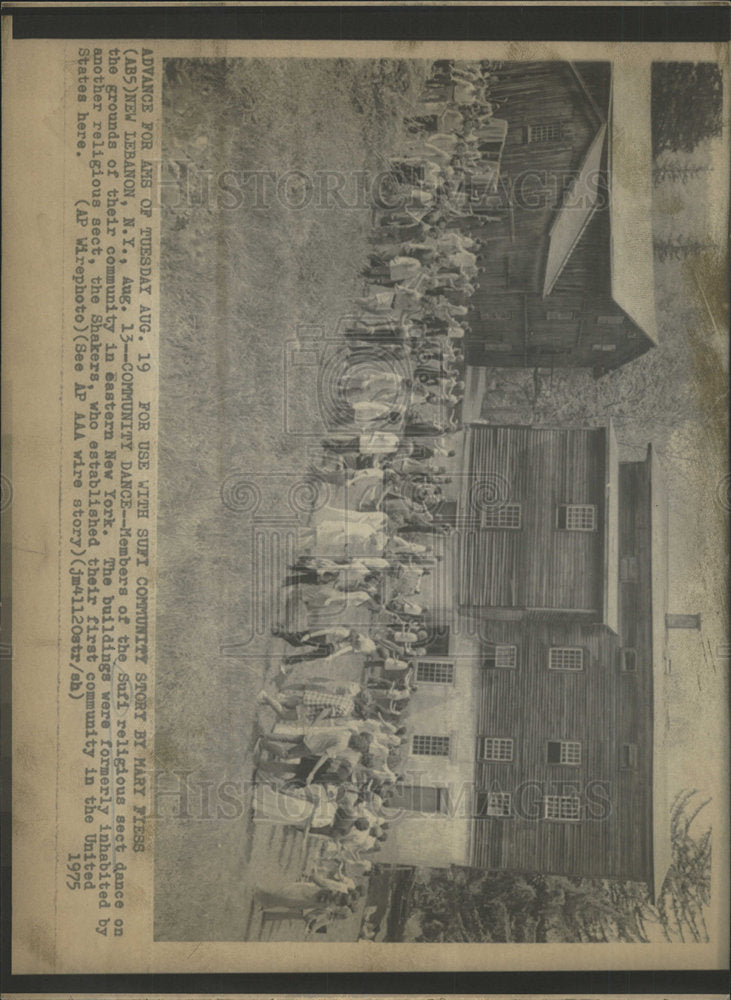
[250,58,506,939]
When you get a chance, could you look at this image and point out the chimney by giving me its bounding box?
[665,613,702,630]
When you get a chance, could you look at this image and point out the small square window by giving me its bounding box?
[528,123,563,143]
[544,795,581,820]
[483,644,517,670]
[412,735,450,757]
[481,737,514,762]
[483,503,521,529]
[416,661,455,684]
[620,743,638,769]
[486,792,512,817]
[557,504,596,531]
[547,740,582,765]
[549,647,584,671]
[621,649,637,672]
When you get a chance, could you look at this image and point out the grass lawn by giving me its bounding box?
[154,57,429,941]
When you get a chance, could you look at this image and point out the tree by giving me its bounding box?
[652,63,723,156]
[389,790,712,944]
[654,789,712,942]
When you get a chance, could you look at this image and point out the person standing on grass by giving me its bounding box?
[321,429,401,457]
[295,581,383,615]
[272,626,376,664]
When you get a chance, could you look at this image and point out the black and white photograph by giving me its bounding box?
[150,53,727,947]
[3,6,729,979]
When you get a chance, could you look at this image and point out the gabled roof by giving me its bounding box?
[543,123,608,297]
[541,63,658,347]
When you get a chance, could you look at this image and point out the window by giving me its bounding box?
[620,743,638,769]
[483,644,518,670]
[549,647,584,671]
[389,785,450,813]
[597,314,624,326]
[416,660,455,685]
[486,792,512,817]
[544,795,581,820]
[547,740,582,765]
[412,735,450,757]
[621,649,637,672]
[557,504,597,531]
[481,737,514,762]
[484,342,513,352]
[592,343,617,352]
[483,503,521,529]
[527,122,563,143]
[546,309,576,321]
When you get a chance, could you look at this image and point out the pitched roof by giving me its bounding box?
[541,63,658,346]
[542,123,608,297]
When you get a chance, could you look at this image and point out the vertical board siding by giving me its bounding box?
[462,441,653,884]
[465,61,651,371]
[459,425,605,611]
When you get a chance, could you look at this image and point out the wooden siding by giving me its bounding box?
[462,61,653,372]
[465,209,652,370]
[458,425,606,611]
[474,62,604,296]
[466,454,654,885]
[469,615,652,882]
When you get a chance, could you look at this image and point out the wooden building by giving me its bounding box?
[380,423,692,901]
[463,61,657,375]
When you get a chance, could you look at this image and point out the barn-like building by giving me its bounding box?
[461,61,657,375]
[380,423,697,901]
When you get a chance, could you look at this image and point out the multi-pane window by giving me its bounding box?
[597,314,624,326]
[481,737,514,762]
[412,735,450,757]
[544,795,581,820]
[484,644,518,670]
[486,792,512,817]
[528,122,562,143]
[548,647,584,671]
[416,660,455,685]
[621,649,637,672]
[390,785,450,813]
[546,309,576,321]
[483,503,521,529]
[557,504,597,531]
[620,743,638,769]
[547,740,582,765]
[592,342,617,352]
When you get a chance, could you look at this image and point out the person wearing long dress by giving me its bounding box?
[295,583,382,615]
[253,781,338,830]
[257,680,361,721]
[297,505,390,558]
